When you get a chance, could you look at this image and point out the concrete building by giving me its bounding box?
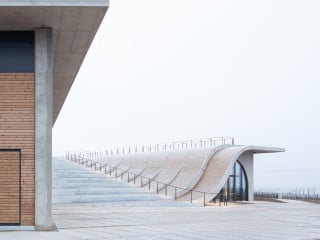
[0,0,108,230]
[74,139,284,204]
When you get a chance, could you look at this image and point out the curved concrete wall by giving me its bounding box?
[91,145,284,203]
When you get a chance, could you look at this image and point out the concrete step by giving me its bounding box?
[52,157,169,205]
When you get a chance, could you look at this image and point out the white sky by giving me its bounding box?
[53,0,320,191]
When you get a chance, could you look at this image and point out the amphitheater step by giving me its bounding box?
[53,157,177,205]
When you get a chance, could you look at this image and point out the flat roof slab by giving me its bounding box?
[0,0,108,7]
[0,1,108,123]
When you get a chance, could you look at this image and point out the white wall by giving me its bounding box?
[238,151,254,202]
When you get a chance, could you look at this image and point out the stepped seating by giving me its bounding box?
[68,145,282,204]
[168,148,209,193]
[53,157,164,204]
[152,151,186,194]
[177,146,240,201]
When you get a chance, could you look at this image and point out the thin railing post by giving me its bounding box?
[165,185,167,196]
[110,166,112,176]
[148,179,150,190]
[140,176,143,187]
[191,190,193,203]
[127,172,129,182]
[105,165,107,174]
[156,182,158,194]
[174,187,177,200]
[121,171,123,180]
[203,193,206,207]
[134,174,136,184]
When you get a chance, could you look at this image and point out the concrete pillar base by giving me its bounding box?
[35,223,57,231]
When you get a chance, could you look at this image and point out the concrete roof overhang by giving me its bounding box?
[0,0,109,124]
[245,146,285,154]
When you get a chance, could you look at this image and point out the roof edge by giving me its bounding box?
[240,145,285,153]
[0,1,109,7]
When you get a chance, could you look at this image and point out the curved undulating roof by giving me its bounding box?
[91,145,284,203]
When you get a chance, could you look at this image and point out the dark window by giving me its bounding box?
[214,160,248,201]
[0,31,34,72]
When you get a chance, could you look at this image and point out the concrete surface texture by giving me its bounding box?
[0,0,108,121]
[84,145,284,203]
[1,157,320,239]
[35,27,54,230]
[0,1,108,6]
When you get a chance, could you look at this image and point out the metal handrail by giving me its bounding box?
[254,191,320,201]
[66,136,235,159]
[67,154,229,207]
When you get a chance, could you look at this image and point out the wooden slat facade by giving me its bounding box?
[0,73,34,226]
[0,151,20,224]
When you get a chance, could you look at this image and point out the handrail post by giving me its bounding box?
[156,182,158,194]
[140,176,143,187]
[115,169,117,178]
[134,174,136,184]
[203,193,206,207]
[127,172,129,182]
[110,166,112,176]
[148,179,150,190]
[165,185,167,196]
[174,187,177,200]
[121,171,123,180]
[105,165,107,174]
[191,190,193,203]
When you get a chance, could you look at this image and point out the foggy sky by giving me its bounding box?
[53,0,320,191]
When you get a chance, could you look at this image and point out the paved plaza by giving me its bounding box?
[0,158,319,239]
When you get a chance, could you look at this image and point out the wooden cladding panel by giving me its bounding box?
[0,151,20,224]
[0,73,34,226]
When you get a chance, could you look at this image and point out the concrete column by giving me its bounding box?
[238,152,254,202]
[35,28,55,231]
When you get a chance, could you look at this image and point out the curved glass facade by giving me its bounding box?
[215,160,248,201]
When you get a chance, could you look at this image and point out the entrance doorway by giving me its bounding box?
[215,160,248,201]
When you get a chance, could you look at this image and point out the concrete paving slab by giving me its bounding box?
[0,158,319,239]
